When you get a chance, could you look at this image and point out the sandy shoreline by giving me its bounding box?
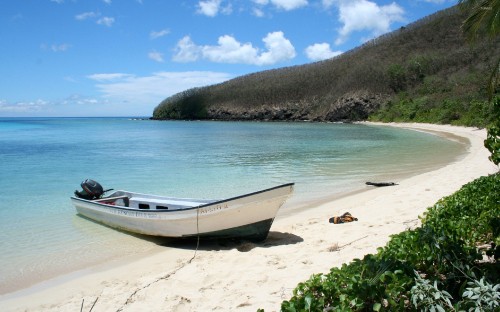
[2,123,498,312]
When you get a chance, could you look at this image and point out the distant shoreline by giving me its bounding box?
[1,123,497,311]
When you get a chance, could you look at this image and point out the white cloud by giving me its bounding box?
[321,0,336,9]
[75,12,98,21]
[40,43,71,52]
[102,0,112,4]
[252,7,265,17]
[220,3,233,14]
[58,95,113,116]
[76,12,115,27]
[88,71,233,106]
[150,28,170,39]
[270,0,307,11]
[0,99,48,114]
[335,0,405,45]
[197,0,222,17]
[251,0,307,14]
[148,50,164,62]
[173,36,202,63]
[202,35,260,64]
[87,73,134,81]
[97,16,115,27]
[61,95,100,106]
[173,31,295,66]
[305,43,342,61]
[257,31,296,65]
[51,43,71,52]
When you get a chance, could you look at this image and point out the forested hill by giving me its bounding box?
[152,5,499,125]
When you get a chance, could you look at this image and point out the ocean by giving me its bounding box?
[0,117,465,294]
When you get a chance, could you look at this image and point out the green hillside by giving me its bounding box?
[153,5,499,126]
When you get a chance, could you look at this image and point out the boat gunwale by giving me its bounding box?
[71,182,294,213]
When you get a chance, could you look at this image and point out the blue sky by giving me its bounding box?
[1,0,456,117]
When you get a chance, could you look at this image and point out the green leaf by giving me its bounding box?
[373,302,382,311]
[305,296,312,311]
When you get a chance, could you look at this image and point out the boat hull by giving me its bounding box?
[71,183,294,241]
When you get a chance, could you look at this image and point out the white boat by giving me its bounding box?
[71,180,294,241]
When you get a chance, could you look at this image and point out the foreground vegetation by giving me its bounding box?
[273,173,499,311]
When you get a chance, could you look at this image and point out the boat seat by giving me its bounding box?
[129,197,205,209]
[94,195,130,207]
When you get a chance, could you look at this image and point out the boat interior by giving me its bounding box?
[91,192,212,211]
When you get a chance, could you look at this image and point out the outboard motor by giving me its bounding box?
[74,179,112,200]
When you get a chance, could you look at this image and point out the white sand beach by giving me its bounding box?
[1,123,498,312]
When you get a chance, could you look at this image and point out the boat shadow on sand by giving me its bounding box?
[155,231,304,252]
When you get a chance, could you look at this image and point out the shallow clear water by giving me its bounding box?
[0,118,465,293]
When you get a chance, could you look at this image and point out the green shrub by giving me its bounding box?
[282,256,413,311]
[370,96,494,126]
[410,272,454,312]
[460,278,500,311]
[485,96,500,165]
[277,173,500,312]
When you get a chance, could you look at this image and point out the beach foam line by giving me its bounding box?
[1,123,498,312]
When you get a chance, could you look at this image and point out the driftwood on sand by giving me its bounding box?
[365,181,398,187]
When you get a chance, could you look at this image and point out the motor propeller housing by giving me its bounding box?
[74,179,111,200]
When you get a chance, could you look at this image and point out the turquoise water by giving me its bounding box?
[0,118,465,294]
